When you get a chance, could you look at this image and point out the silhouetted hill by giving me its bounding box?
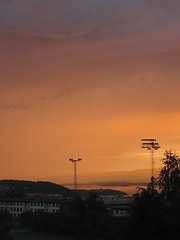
[0,179,71,195]
[0,180,126,199]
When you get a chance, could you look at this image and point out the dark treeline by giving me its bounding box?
[18,192,130,240]
[1,150,180,240]
[129,150,180,240]
[0,210,13,240]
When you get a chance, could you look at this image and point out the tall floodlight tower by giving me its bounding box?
[141,139,160,180]
[69,158,82,190]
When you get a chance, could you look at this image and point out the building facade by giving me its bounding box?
[0,199,71,217]
[103,196,133,217]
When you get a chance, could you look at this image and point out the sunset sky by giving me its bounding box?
[0,0,180,185]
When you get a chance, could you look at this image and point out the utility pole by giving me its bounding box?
[141,139,160,181]
[69,158,82,191]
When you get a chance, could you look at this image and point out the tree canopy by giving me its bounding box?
[158,150,180,210]
[131,150,180,239]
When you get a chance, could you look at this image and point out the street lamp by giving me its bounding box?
[69,158,82,191]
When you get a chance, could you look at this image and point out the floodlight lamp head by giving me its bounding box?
[141,138,156,142]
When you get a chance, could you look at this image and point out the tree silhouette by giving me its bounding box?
[158,150,180,211]
[131,186,164,237]
[130,150,180,239]
[0,210,12,240]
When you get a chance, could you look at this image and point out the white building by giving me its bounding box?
[0,199,71,217]
[103,196,133,217]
